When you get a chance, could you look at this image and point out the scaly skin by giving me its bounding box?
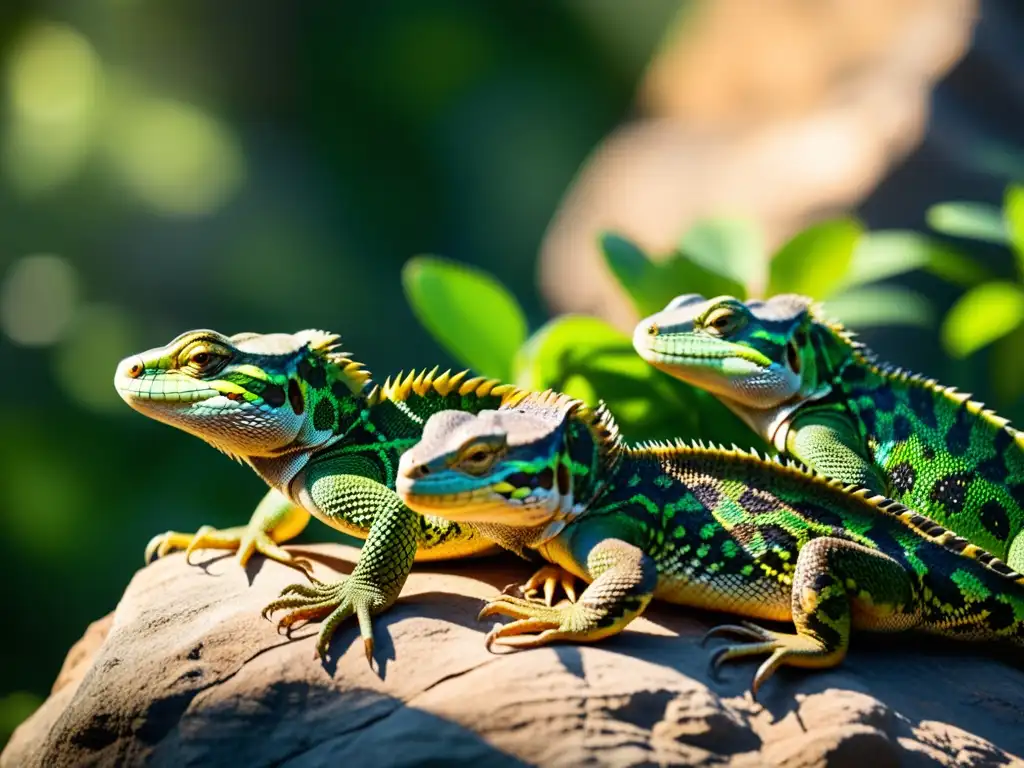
[394,391,1024,698]
[114,328,548,660]
[633,293,1024,572]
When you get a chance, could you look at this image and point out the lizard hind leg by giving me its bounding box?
[704,537,917,699]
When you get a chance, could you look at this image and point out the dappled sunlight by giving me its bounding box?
[104,93,245,217]
[0,254,79,347]
[53,304,139,414]
[3,22,103,194]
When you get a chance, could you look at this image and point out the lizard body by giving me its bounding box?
[115,328,538,657]
[632,293,1024,571]
[395,391,1024,697]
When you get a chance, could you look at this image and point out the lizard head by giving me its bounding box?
[114,329,370,460]
[632,293,826,411]
[396,397,580,529]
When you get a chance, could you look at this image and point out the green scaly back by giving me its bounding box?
[632,293,1024,571]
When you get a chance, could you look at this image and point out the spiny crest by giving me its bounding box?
[579,398,624,471]
[367,366,529,407]
[810,311,1019,435]
[891,508,1024,585]
[509,390,624,470]
[297,329,372,390]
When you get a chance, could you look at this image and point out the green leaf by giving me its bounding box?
[1005,184,1024,280]
[678,217,763,293]
[941,281,1024,358]
[766,218,862,298]
[843,231,935,288]
[821,286,933,328]
[926,202,1008,244]
[402,256,526,381]
[988,323,1024,406]
[599,232,746,318]
[513,314,766,448]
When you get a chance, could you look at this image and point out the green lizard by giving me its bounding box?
[113,328,577,659]
[394,391,1024,697]
[632,293,1024,572]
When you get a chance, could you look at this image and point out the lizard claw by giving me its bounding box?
[263,576,388,664]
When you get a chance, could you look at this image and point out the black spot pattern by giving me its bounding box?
[1010,484,1024,511]
[873,387,896,413]
[974,499,1007,540]
[738,489,777,515]
[891,415,912,443]
[535,467,554,491]
[929,472,971,515]
[978,455,1009,485]
[859,406,877,434]
[925,572,967,612]
[922,446,935,461]
[890,462,916,495]
[313,399,335,431]
[690,483,721,511]
[288,379,304,415]
[945,407,972,456]
[298,358,328,389]
[841,364,867,384]
[994,428,1014,455]
[331,381,350,401]
[981,597,1016,631]
[908,387,938,429]
[262,383,286,408]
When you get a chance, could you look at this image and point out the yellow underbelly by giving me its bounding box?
[652,574,793,623]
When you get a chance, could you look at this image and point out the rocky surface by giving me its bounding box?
[4,543,1023,767]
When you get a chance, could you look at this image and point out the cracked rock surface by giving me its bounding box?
[4,543,1023,766]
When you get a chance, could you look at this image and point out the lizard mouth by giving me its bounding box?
[632,326,773,370]
[397,477,557,528]
[114,358,219,410]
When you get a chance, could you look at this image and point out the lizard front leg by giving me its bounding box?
[705,537,918,698]
[787,411,888,493]
[145,488,313,574]
[479,538,658,648]
[262,471,421,661]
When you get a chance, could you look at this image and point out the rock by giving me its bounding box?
[3,543,1023,766]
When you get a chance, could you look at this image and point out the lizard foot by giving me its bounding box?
[477,594,625,650]
[514,565,578,606]
[262,577,390,662]
[145,524,312,576]
[703,621,841,699]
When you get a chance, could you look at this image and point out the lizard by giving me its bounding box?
[631,292,1024,572]
[113,328,577,659]
[393,390,1024,698]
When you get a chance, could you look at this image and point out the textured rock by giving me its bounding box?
[4,543,1023,767]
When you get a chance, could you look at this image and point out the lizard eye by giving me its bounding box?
[457,442,503,475]
[703,306,744,336]
[182,344,226,375]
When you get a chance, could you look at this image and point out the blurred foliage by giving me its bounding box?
[401,214,975,451]
[931,186,1024,359]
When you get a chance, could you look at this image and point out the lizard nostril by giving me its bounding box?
[126,358,145,379]
[647,324,659,336]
